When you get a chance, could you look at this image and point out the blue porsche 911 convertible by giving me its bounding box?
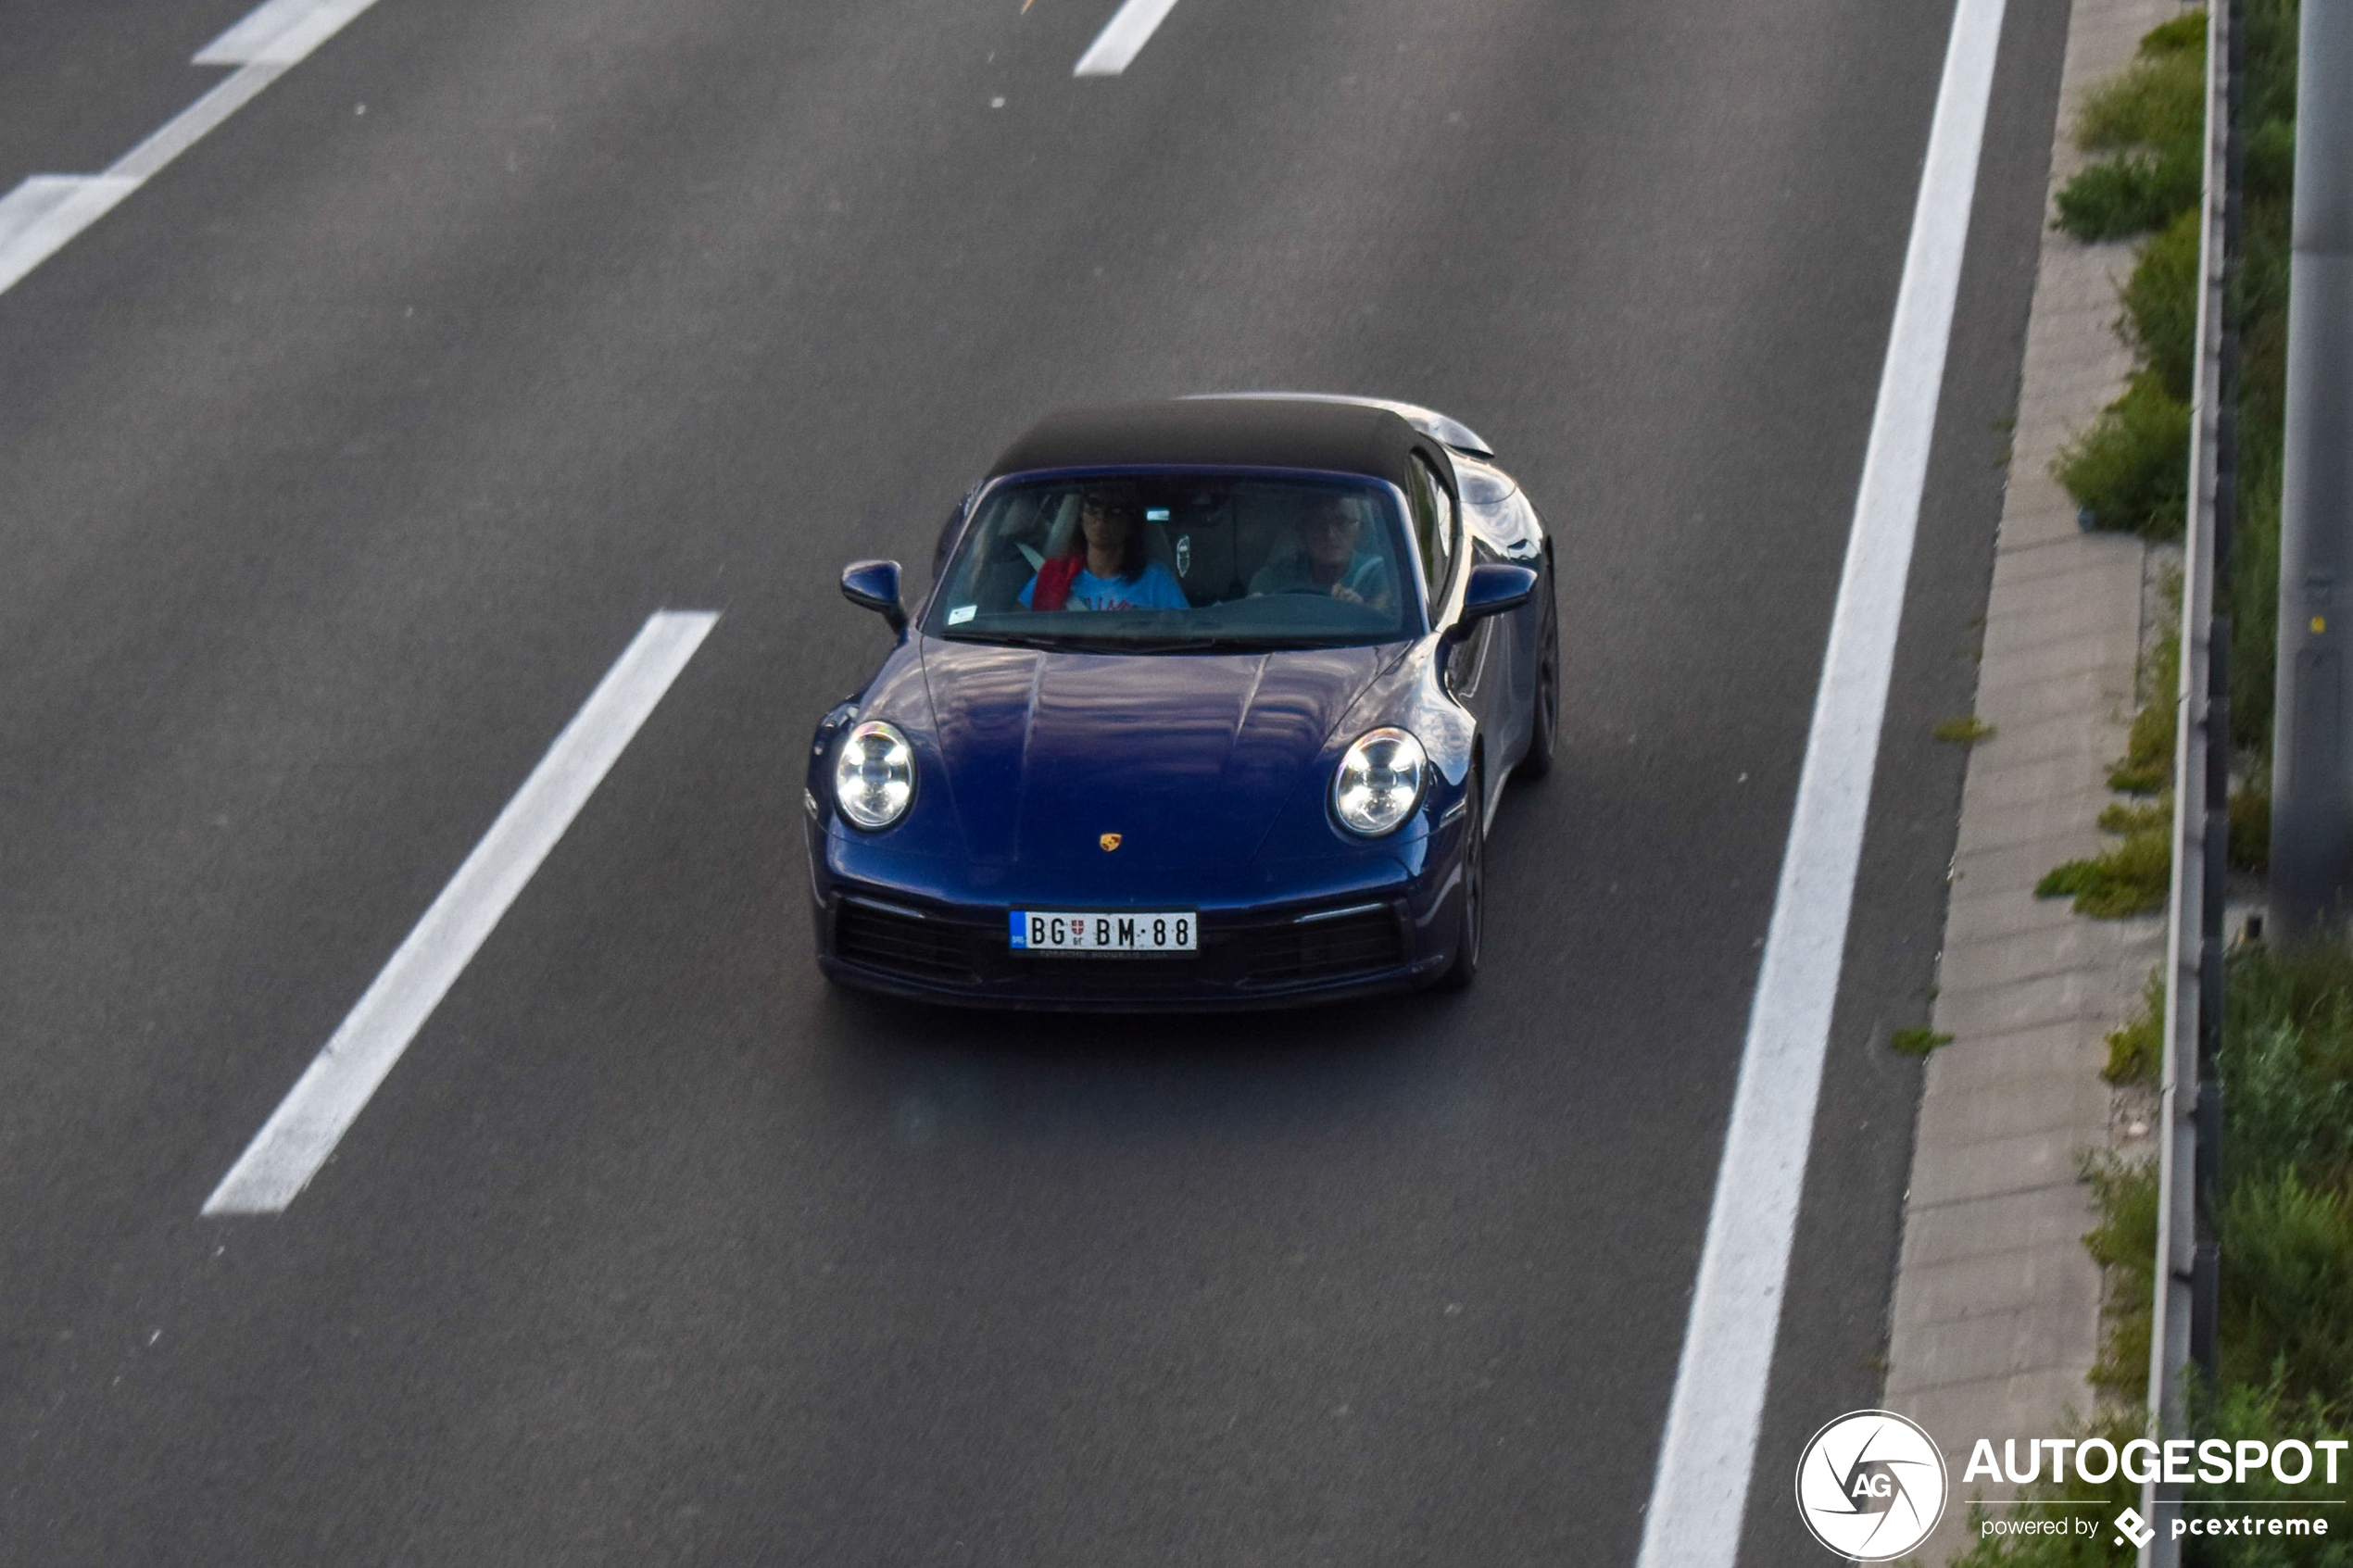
[805,394,1557,1009]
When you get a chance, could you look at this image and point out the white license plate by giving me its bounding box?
[1009,909,1198,954]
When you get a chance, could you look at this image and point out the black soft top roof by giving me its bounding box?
[986,398,1436,494]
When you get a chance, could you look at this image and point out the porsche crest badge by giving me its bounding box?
[1100,833,1123,852]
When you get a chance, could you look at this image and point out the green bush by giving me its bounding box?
[2223,945,2353,1187]
[2110,600,2182,795]
[2216,943,2353,1411]
[2105,969,2165,1085]
[2077,19,2207,149]
[2056,154,2204,241]
[2055,12,2206,242]
[2185,1379,2353,1567]
[2038,816,2172,916]
[2221,1171,2353,1402]
[2121,207,2203,399]
[2085,1154,2161,1401]
[1891,1025,1954,1057]
[2057,370,2192,538]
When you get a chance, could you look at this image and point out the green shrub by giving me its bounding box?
[2039,820,2171,917]
[2121,207,2203,399]
[2186,1379,2353,1566]
[2208,944,2353,1429]
[2057,369,2192,538]
[1935,714,1998,746]
[1891,1025,1953,1057]
[2105,969,2166,1085]
[2222,945,2353,1188]
[2245,114,2299,204]
[2110,608,2182,795]
[2055,13,2206,243]
[2085,1154,2160,1402]
[2056,154,2204,241]
[2098,800,2170,836]
[2077,29,2206,153]
[2221,1171,2353,1404]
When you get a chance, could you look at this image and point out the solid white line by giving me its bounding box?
[1074,0,1184,76]
[0,176,140,295]
[109,62,286,183]
[202,612,719,1216]
[1631,1,2009,1564]
[195,0,384,68]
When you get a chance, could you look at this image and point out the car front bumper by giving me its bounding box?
[807,828,1464,1011]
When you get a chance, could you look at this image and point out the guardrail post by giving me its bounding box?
[2271,0,2353,935]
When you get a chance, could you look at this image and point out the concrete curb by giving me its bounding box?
[1880,0,2186,1559]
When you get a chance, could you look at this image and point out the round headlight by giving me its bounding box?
[1333,727,1428,836]
[833,720,915,829]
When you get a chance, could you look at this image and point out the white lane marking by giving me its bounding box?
[110,62,287,182]
[1074,0,1184,76]
[203,612,719,1216]
[195,0,384,67]
[0,176,139,295]
[1632,0,2009,1563]
[0,0,385,299]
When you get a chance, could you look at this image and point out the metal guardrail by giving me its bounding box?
[2143,0,2239,1560]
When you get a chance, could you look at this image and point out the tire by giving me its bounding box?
[1437,763,1484,991]
[1516,592,1558,780]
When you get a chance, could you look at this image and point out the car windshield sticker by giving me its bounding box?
[948,605,976,625]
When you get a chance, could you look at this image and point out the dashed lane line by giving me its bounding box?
[1074,0,1185,76]
[1630,0,2010,1562]
[202,611,719,1217]
[0,0,384,296]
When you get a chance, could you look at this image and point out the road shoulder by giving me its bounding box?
[1880,0,2181,1557]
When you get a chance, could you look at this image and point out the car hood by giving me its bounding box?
[916,638,1397,868]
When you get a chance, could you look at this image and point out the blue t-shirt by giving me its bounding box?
[1019,561,1190,611]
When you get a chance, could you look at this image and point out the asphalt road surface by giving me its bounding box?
[2,0,2070,1561]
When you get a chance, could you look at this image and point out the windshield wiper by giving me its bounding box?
[941,630,1068,649]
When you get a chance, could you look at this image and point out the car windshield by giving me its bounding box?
[925,472,1419,650]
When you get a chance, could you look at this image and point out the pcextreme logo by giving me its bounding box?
[1794,1410,1949,1561]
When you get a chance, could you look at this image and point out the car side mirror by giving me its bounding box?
[1455,562,1538,630]
[841,558,908,636]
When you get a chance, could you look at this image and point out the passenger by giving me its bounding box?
[1249,493,1394,608]
[1020,490,1189,611]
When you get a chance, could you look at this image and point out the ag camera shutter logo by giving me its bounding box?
[1794,1410,1949,1561]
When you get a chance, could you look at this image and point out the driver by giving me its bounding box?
[1249,493,1394,608]
[1019,489,1189,611]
